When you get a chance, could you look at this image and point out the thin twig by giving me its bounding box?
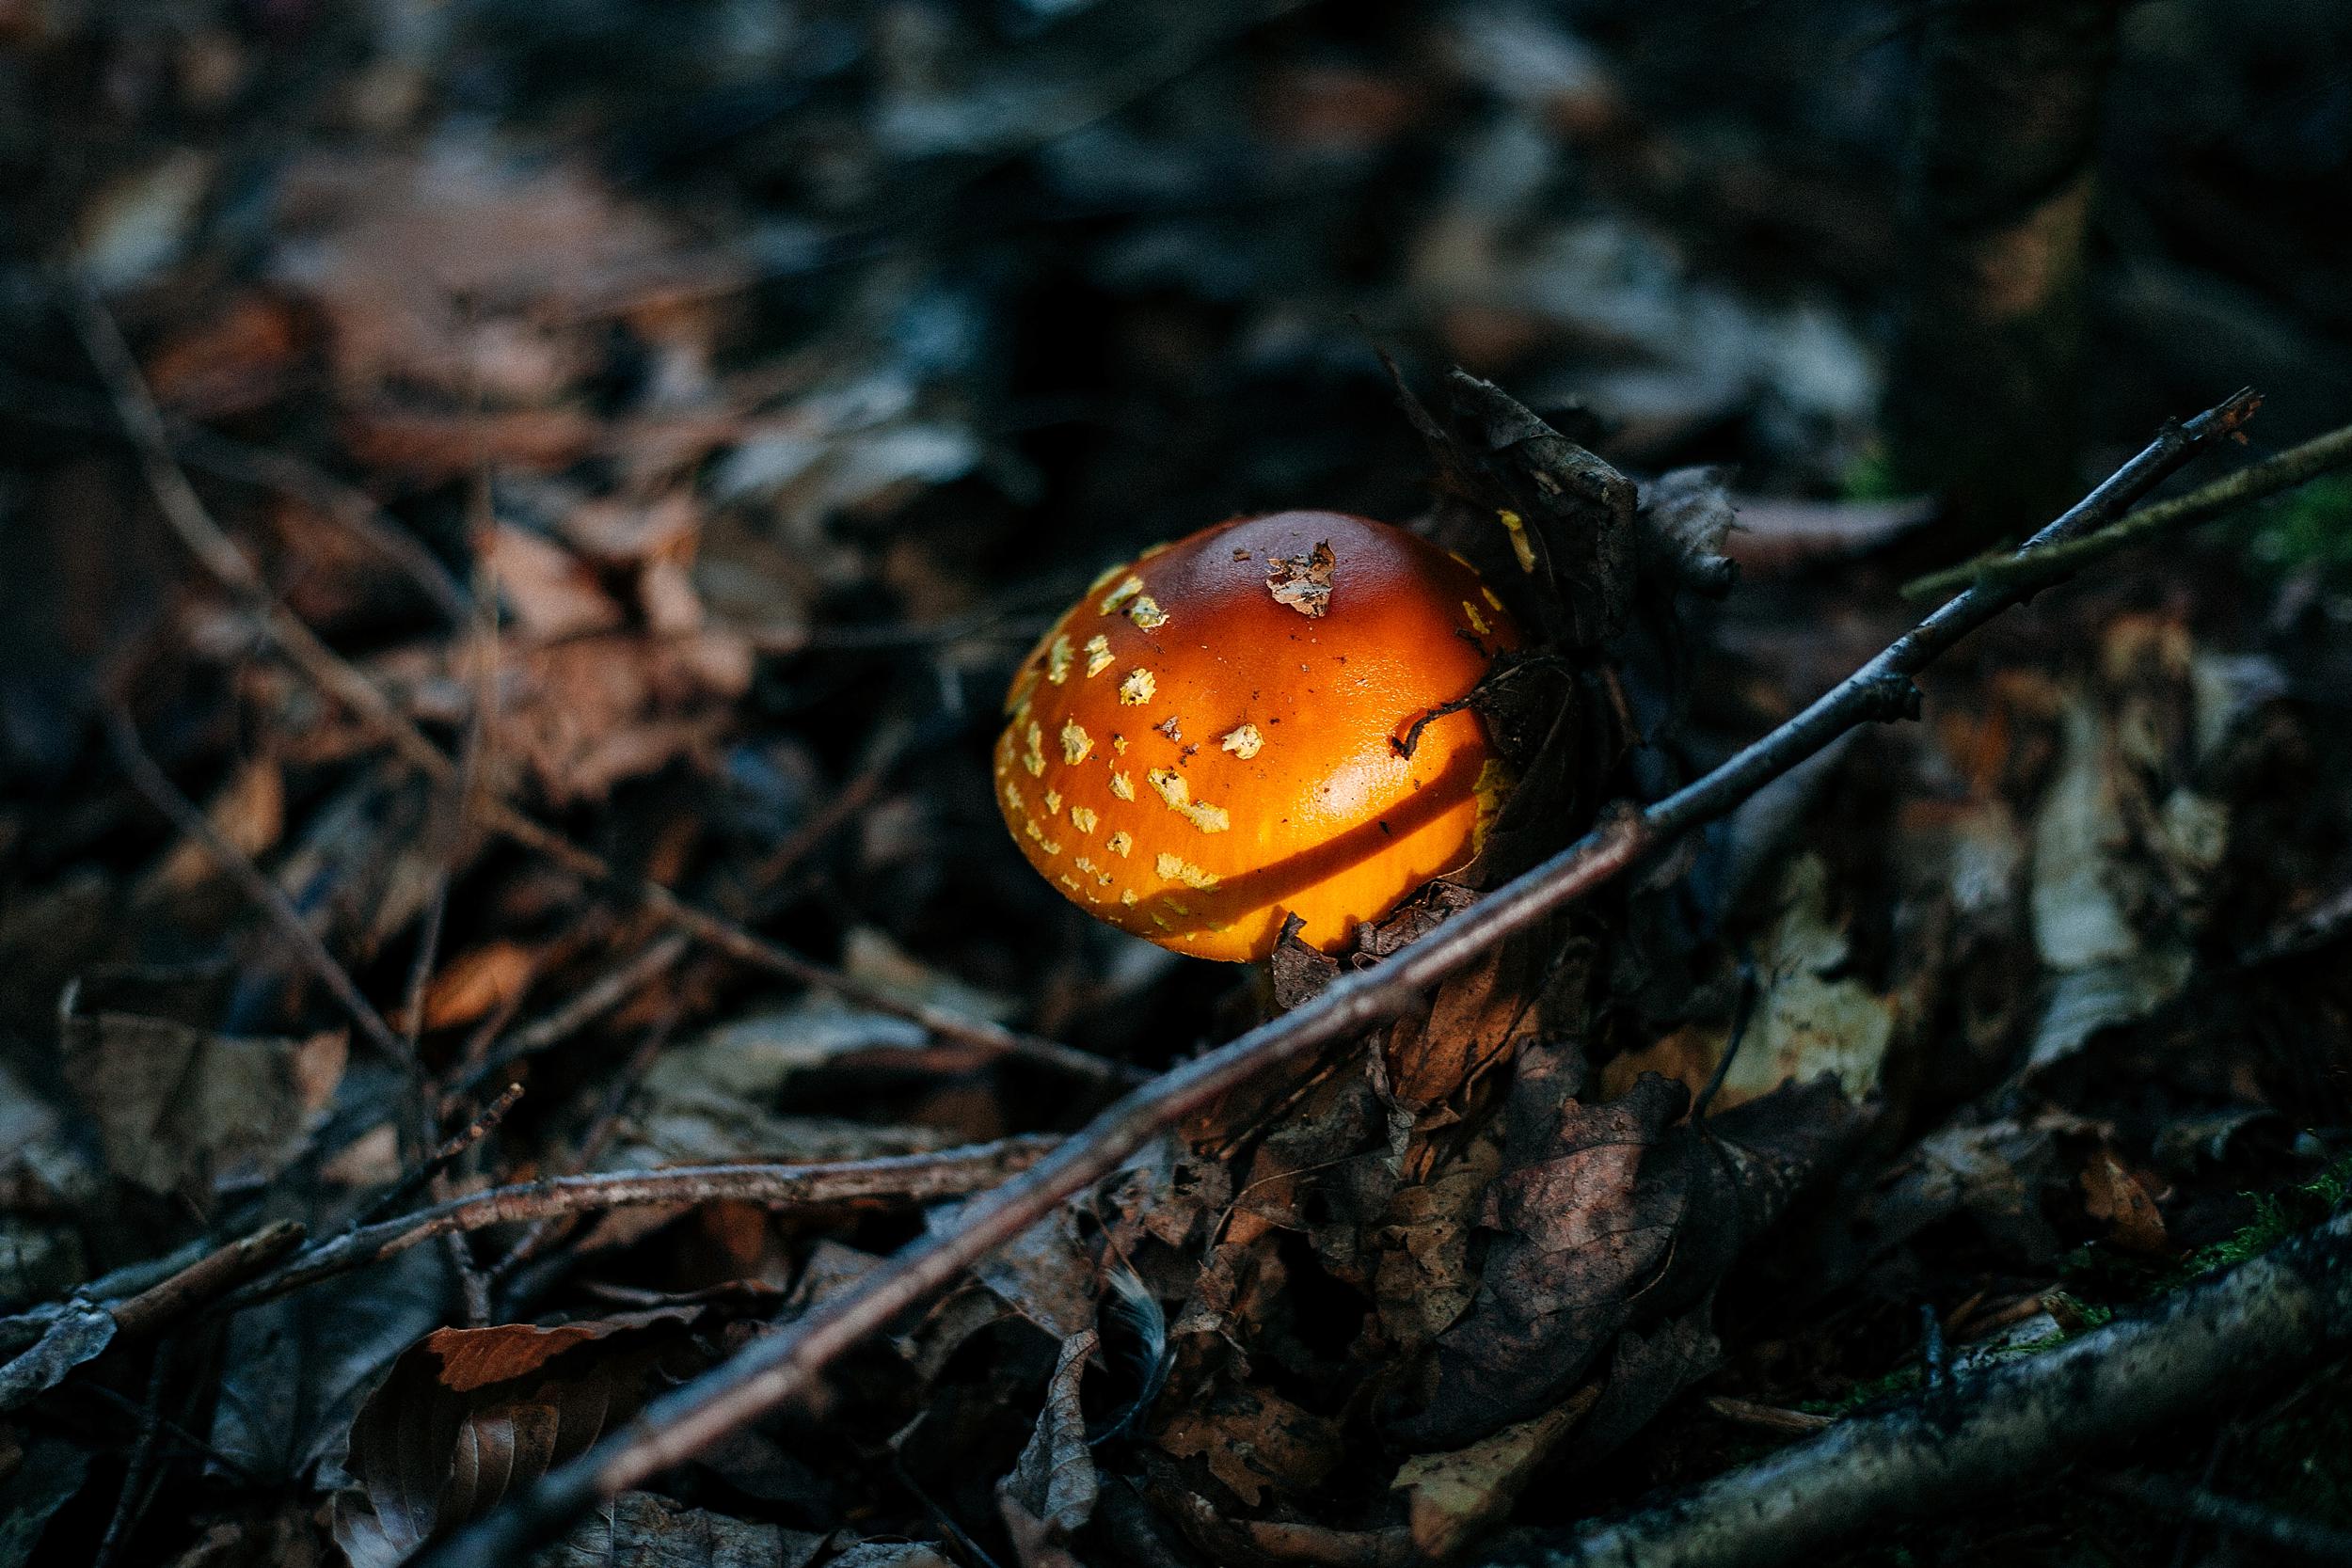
[488,1010,684,1285]
[107,1219,308,1339]
[0,1220,308,1416]
[1700,1396,1837,1437]
[64,277,1127,1086]
[101,705,409,1064]
[1903,418,2352,601]
[219,1137,1059,1313]
[452,932,691,1101]
[358,1082,526,1227]
[411,391,2263,1568]
[1483,1210,2352,1568]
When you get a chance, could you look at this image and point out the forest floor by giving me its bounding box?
[4,3,2352,1567]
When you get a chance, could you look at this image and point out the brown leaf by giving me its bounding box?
[331,1317,709,1567]
[1156,1385,1341,1508]
[997,1331,1100,1567]
[414,941,538,1034]
[1389,1389,1595,1560]
[1263,539,1336,617]
[1395,1074,1862,1448]
[59,1004,345,1196]
[479,527,628,641]
[2080,1147,2172,1256]
[142,293,310,419]
[463,630,753,807]
[270,148,713,402]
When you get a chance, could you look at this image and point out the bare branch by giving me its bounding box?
[410,391,2263,1568]
[1481,1211,2352,1568]
[1905,417,2352,601]
[221,1136,1058,1312]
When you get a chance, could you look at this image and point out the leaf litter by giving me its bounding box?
[2,5,2350,1567]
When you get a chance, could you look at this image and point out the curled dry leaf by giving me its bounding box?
[414,941,539,1034]
[996,1330,1100,1568]
[332,1316,712,1568]
[1395,1073,1864,1449]
[2080,1146,2172,1256]
[1389,1387,1597,1560]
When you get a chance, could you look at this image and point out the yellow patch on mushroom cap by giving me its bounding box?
[1128,595,1168,630]
[1070,805,1099,834]
[1099,577,1144,615]
[1119,668,1155,705]
[1043,790,1061,816]
[1154,852,1221,890]
[1147,766,1230,833]
[1106,831,1133,858]
[1220,723,1263,760]
[1463,599,1492,636]
[1109,771,1136,801]
[1060,720,1092,765]
[1084,635,1114,677]
[1046,635,1073,685]
[1022,721,1045,778]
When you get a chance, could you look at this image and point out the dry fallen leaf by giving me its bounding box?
[2080,1146,2172,1256]
[59,1002,345,1196]
[1156,1384,1343,1509]
[1389,1388,1596,1560]
[1396,1073,1862,1449]
[996,1330,1100,1568]
[331,1316,710,1568]
[540,1492,825,1568]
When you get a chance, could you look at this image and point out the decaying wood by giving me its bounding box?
[1482,1210,2352,1568]
[409,390,2263,1568]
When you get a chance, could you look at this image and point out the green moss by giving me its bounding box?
[1839,443,1906,503]
[2237,474,2352,579]
[1796,1362,1925,1418]
[2171,1146,2352,1285]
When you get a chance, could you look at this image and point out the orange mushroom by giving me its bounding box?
[993,511,1521,962]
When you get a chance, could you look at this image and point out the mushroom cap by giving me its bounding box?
[993,510,1520,962]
